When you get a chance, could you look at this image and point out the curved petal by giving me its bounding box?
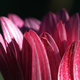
[22,32,41,80]
[24,18,41,31]
[8,14,24,28]
[29,30,52,80]
[56,21,67,57]
[58,42,75,80]
[0,17,23,49]
[65,13,79,46]
[0,43,13,80]
[73,41,80,80]
[39,12,57,35]
[40,32,61,60]
[6,42,23,80]
[56,8,69,23]
[41,37,60,80]
[8,39,22,69]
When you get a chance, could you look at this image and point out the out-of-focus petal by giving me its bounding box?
[40,33,61,80]
[0,17,23,49]
[56,8,69,23]
[73,41,80,80]
[39,12,57,35]
[8,14,24,28]
[24,18,41,32]
[56,21,67,57]
[65,13,79,46]
[58,42,75,80]
[22,32,41,80]
[29,30,52,80]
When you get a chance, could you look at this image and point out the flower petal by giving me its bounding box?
[22,32,41,80]
[8,14,24,28]
[56,21,67,57]
[29,30,52,80]
[39,12,57,35]
[6,42,23,80]
[56,8,69,23]
[41,35,60,80]
[58,42,75,80]
[24,18,41,32]
[65,13,79,46]
[0,43,13,80]
[40,32,61,60]
[73,41,80,80]
[0,54,13,80]
[8,39,22,69]
[0,17,23,49]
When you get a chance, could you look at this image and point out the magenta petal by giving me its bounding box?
[39,12,57,35]
[56,21,67,57]
[22,32,41,80]
[24,18,41,31]
[65,13,79,46]
[8,39,22,68]
[40,32,61,60]
[29,30,52,80]
[41,37,60,80]
[0,17,23,49]
[73,42,80,80]
[6,42,23,80]
[0,43,7,62]
[58,42,75,80]
[8,14,24,28]
[0,54,13,80]
[0,43,13,80]
[57,21,67,42]
[56,8,69,23]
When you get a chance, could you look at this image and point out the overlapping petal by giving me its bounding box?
[73,42,80,80]
[40,32,61,80]
[8,14,24,28]
[56,8,69,23]
[24,18,41,31]
[39,12,57,35]
[55,21,67,57]
[65,13,79,46]
[58,42,75,80]
[0,17,23,49]
[40,32,61,60]
[22,30,52,80]
[0,40,23,80]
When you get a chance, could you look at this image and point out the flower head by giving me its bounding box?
[0,9,79,80]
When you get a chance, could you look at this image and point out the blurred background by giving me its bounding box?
[0,0,79,20]
[0,0,80,79]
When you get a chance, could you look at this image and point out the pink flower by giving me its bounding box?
[0,8,79,80]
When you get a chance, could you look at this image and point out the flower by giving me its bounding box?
[0,9,79,80]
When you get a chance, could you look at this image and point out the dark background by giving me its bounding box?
[0,0,79,20]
